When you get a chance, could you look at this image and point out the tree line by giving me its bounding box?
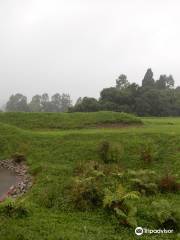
[6,93,72,112]
[70,69,180,116]
[4,68,180,116]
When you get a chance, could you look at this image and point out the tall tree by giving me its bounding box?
[51,93,62,112]
[29,95,42,112]
[116,74,129,89]
[61,94,72,112]
[41,93,50,112]
[156,75,175,89]
[6,94,29,112]
[142,68,155,87]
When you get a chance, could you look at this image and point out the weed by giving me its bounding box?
[128,169,158,195]
[69,176,104,210]
[158,173,180,193]
[11,152,26,163]
[150,199,180,231]
[103,184,140,227]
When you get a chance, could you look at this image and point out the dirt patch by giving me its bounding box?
[0,159,32,202]
[94,123,143,129]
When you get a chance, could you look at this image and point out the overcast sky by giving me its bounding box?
[0,0,180,104]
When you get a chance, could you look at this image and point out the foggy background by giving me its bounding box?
[0,0,180,106]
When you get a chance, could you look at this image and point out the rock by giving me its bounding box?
[0,159,33,201]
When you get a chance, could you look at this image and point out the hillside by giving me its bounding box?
[0,111,142,130]
[0,113,179,240]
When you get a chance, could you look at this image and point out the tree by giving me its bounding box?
[51,93,62,112]
[75,97,83,106]
[6,94,29,112]
[70,97,100,112]
[41,93,50,112]
[61,94,72,112]
[29,95,42,112]
[116,74,129,89]
[155,75,175,90]
[142,68,155,87]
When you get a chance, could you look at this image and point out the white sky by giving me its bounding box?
[0,0,180,103]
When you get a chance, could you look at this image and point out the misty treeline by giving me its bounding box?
[4,68,180,116]
[6,93,72,112]
[70,68,180,116]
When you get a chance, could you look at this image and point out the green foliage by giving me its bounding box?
[142,68,155,88]
[150,200,180,230]
[128,169,158,195]
[140,142,159,164]
[98,141,122,164]
[158,173,180,193]
[6,94,29,112]
[37,182,63,209]
[0,115,179,239]
[69,97,100,112]
[0,111,142,130]
[69,176,104,210]
[11,152,26,163]
[0,198,30,218]
[98,141,110,163]
[103,185,140,227]
[6,93,72,113]
[71,68,180,117]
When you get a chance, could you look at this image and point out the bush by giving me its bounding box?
[11,152,26,163]
[0,198,30,218]
[140,142,158,164]
[73,161,104,178]
[150,199,180,231]
[103,184,140,227]
[98,141,121,164]
[69,176,104,210]
[98,141,110,163]
[128,169,158,195]
[158,173,180,193]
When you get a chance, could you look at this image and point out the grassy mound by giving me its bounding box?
[0,111,142,130]
[0,116,179,240]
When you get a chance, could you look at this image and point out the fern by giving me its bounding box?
[128,169,158,195]
[103,184,139,227]
[151,200,180,231]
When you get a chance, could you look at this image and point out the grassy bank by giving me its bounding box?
[0,111,141,130]
[0,112,179,240]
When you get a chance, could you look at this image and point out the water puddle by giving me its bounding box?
[0,168,18,197]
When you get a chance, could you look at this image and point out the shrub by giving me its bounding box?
[69,176,104,210]
[11,152,26,163]
[98,141,121,164]
[128,169,158,195]
[140,142,158,164]
[158,173,180,193]
[0,198,29,218]
[150,199,180,231]
[0,198,15,217]
[98,141,110,163]
[73,161,104,178]
[103,184,140,227]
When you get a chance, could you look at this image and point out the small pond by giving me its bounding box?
[0,168,18,197]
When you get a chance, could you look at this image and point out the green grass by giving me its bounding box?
[0,111,142,130]
[0,112,179,240]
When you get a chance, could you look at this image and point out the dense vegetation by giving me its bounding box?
[4,69,180,117]
[70,69,180,116]
[6,93,72,112]
[0,112,179,239]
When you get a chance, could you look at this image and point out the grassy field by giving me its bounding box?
[0,112,179,240]
[0,111,141,130]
